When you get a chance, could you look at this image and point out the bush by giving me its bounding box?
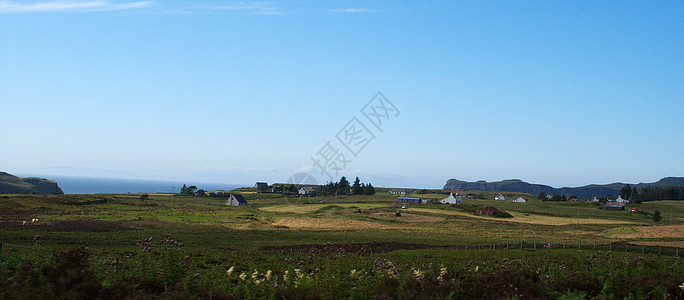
[492,211,513,218]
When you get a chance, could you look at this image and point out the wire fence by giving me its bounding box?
[1,241,680,258]
[447,241,680,257]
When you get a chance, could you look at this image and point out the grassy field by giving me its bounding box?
[1,192,681,249]
[1,192,682,298]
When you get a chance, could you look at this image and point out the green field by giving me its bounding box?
[1,192,682,298]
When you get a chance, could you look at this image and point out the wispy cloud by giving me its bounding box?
[0,0,152,13]
[331,8,376,13]
[167,2,283,15]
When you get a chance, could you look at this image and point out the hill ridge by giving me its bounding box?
[0,171,64,195]
[443,177,684,199]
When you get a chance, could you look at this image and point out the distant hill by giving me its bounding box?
[443,177,684,199]
[0,172,64,195]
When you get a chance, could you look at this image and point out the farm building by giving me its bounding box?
[254,182,269,190]
[591,196,600,202]
[495,194,506,201]
[389,188,407,195]
[512,196,528,203]
[475,206,498,215]
[440,193,462,204]
[604,201,624,211]
[298,186,316,196]
[397,196,421,204]
[226,194,247,206]
[615,196,630,204]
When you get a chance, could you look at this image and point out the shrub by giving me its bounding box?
[492,211,513,218]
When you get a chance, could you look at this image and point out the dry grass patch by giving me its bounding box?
[373,212,444,223]
[260,203,388,214]
[272,217,392,230]
[410,208,638,226]
[614,224,684,239]
[629,240,684,248]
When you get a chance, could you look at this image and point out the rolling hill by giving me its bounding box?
[0,172,64,195]
[443,177,684,199]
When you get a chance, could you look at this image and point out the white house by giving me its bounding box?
[512,196,528,203]
[440,193,462,204]
[591,196,600,202]
[389,188,407,195]
[615,196,630,204]
[226,194,247,206]
[495,194,506,201]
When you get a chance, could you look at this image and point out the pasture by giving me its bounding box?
[1,192,682,298]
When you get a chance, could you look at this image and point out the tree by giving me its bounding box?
[287,184,298,193]
[139,193,149,202]
[364,183,376,195]
[631,186,638,200]
[537,192,547,201]
[653,210,662,223]
[619,184,632,200]
[181,185,197,196]
[338,176,350,195]
[196,189,206,197]
[352,177,363,195]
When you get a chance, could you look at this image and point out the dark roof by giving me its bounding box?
[230,194,247,204]
[480,206,498,212]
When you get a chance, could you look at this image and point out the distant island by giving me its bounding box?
[0,172,64,195]
[443,177,684,199]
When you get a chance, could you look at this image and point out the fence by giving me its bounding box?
[446,241,680,257]
[266,241,681,257]
[0,241,680,258]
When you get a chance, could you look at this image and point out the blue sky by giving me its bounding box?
[1,1,682,189]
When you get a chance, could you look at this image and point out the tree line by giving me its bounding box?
[619,184,684,203]
[537,185,684,203]
[317,176,376,196]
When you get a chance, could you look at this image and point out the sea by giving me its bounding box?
[17,174,244,195]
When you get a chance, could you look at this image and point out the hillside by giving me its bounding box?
[443,177,684,199]
[0,172,64,195]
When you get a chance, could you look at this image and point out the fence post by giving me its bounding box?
[0,243,2,254]
[642,245,644,253]
[506,243,509,250]
[520,241,523,250]
[625,244,628,252]
[578,242,581,249]
[609,243,612,251]
[534,242,536,249]
[659,246,661,255]
[676,248,679,257]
